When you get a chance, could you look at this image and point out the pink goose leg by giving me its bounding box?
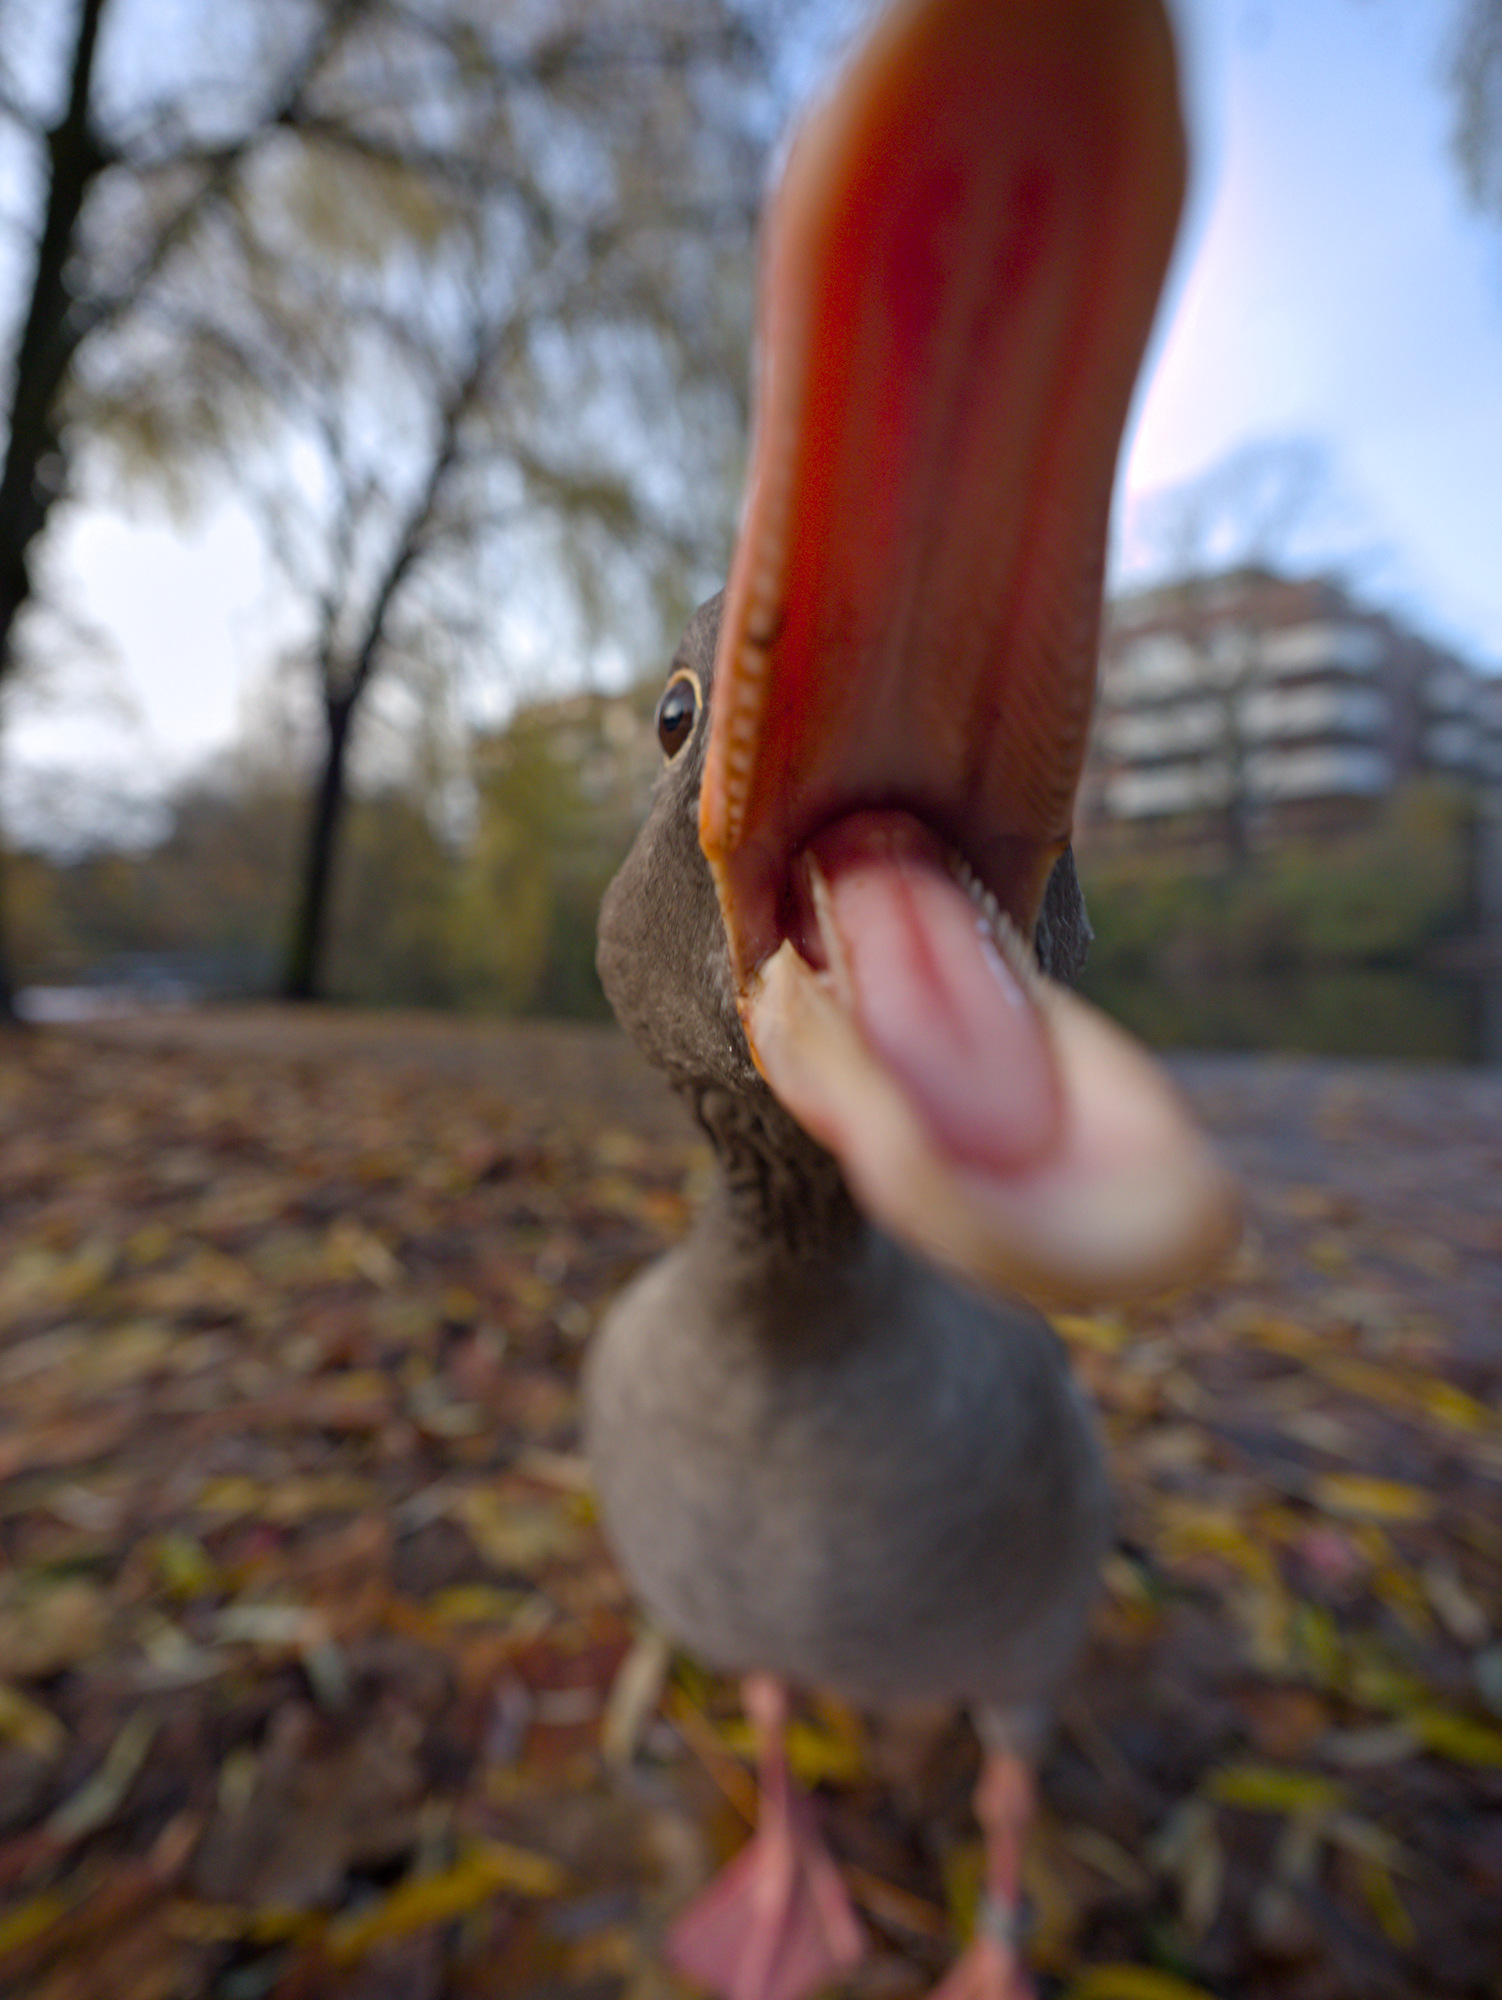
[669,1674,867,2000]
[928,1724,1037,2000]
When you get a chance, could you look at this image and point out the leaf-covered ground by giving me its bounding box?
[0,1010,1498,2000]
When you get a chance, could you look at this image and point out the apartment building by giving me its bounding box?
[1079,569,1501,847]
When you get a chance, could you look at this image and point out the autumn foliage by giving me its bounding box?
[0,1010,1498,1999]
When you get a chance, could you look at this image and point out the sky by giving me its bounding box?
[6,0,1501,819]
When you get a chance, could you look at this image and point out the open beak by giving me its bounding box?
[700,0,1238,1305]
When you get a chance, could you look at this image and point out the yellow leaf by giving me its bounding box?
[1052,1313,1129,1353]
[125,1222,174,1267]
[1406,1704,1502,1769]
[1240,1578,1297,1676]
[1289,1599,1345,1689]
[1243,1314,1315,1358]
[1411,1378,1494,1434]
[262,1475,380,1523]
[1203,1763,1346,1816]
[427,1585,532,1626]
[0,1578,110,1679]
[457,1490,586,1574]
[161,1902,253,1945]
[0,1890,68,1956]
[314,1369,391,1409]
[785,1720,865,1788]
[1356,1855,1416,1947]
[1317,1355,1495,1436]
[194,1476,267,1518]
[148,1532,219,1599]
[1372,1565,1432,1634]
[0,1681,65,1759]
[1062,1966,1223,2000]
[709,1713,863,1785]
[251,1906,322,1944]
[325,1842,567,1962]
[1306,1233,1350,1275]
[941,1839,984,1942]
[322,1219,402,1287]
[1310,1475,1437,1524]
[1154,1503,1280,1589]
[1345,1646,1428,1717]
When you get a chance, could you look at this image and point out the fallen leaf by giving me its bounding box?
[46,1711,158,1843]
[1202,1763,1346,1817]
[456,1488,587,1574]
[1421,1559,1490,1646]
[324,1840,568,1962]
[0,1579,110,1679]
[0,1889,69,1958]
[0,1682,66,1759]
[1356,1853,1417,1947]
[712,1715,865,1789]
[601,1628,673,1769]
[1062,1966,1223,2000]
[1310,1474,1437,1524]
[1404,1704,1502,1769]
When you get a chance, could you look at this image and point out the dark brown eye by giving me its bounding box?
[655,671,699,758]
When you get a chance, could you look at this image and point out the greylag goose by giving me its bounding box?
[587,3,1237,1996]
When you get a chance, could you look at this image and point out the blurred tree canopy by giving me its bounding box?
[457,684,658,1016]
[11,676,662,1019]
[0,0,773,1017]
[1078,781,1480,1061]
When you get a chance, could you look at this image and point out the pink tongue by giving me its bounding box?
[807,819,1062,1176]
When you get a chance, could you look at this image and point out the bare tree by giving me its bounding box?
[0,0,493,1015]
[1113,437,1374,867]
[1450,0,1502,221]
[0,0,770,1012]
[179,2,771,1002]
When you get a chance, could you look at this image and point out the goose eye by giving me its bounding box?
[656,672,700,758]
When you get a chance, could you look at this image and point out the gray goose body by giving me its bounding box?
[586,597,1109,1719]
[587,1194,1107,1714]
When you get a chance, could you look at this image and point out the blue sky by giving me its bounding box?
[9,0,1501,807]
[1128,0,1501,652]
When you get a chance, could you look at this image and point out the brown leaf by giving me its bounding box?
[0,1580,110,1679]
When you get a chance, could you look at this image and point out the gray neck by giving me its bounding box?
[687,1078,865,1268]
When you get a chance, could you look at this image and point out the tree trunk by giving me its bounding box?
[0,0,111,679]
[282,695,355,1002]
[0,836,18,1026]
[0,0,112,1026]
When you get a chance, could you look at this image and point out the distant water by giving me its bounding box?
[16,983,197,1024]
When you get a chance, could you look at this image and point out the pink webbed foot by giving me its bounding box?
[669,1676,866,2000]
[926,1733,1037,2000]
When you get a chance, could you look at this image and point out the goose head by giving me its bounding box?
[599,0,1238,1307]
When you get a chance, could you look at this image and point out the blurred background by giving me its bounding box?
[1,12,1500,1998]
[0,0,1498,1059]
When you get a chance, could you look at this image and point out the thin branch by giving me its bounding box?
[80,0,368,340]
[335,321,504,709]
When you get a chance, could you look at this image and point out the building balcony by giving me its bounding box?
[1238,684,1388,740]
[1244,745,1391,801]
[1104,762,1232,818]
[1102,744,1391,819]
[1257,621,1383,680]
